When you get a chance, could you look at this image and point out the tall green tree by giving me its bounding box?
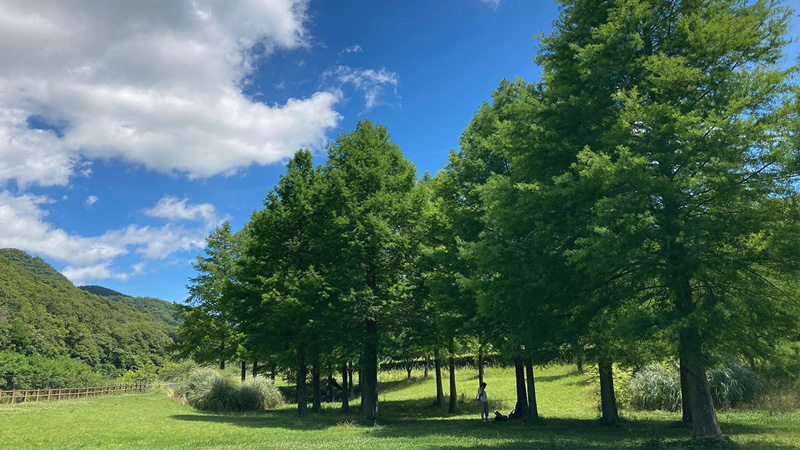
[179,222,242,370]
[236,150,335,418]
[322,120,425,420]
[539,0,800,438]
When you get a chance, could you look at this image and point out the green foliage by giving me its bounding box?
[0,351,107,389]
[0,249,177,377]
[174,368,283,412]
[79,285,182,327]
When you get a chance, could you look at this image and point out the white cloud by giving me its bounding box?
[480,0,501,9]
[341,44,363,54]
[323,66,400,109]
[0,190,212,283]
[62,261,131,285]
[0,0,341,186]
[143,195,220,225]
[85,195,98,207]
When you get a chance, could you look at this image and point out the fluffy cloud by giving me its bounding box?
[85,195,98,207]
[0,190,213,282]
[144,195,221,225]
[324,66,399,109]
[0,0,340,186]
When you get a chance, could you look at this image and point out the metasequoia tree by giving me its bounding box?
[540,0,800,438]
[322,120,426,420]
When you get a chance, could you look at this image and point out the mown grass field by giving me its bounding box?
[1,365,798,449]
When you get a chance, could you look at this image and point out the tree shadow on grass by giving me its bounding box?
[170,399,782,449]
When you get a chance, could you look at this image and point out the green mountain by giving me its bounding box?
[78,285,127,297]
[79,285,181,327]
[0,249,178,374]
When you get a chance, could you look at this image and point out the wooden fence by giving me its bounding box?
[0,383,147,405]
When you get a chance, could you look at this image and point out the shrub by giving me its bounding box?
[173,368,283,412]
[627,362,761,411]
[628,363,681,411]
[707,363,762,409]
[238,377,283,411]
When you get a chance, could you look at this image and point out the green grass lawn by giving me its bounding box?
[1,365,798,449]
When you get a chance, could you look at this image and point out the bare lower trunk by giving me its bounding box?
[311,363,321,413]
[680,353,692,425]
[297,349,307,418]
[406,361,412,379]
[219,359,225,370]
[241,360,246,382]
[681,328,722,438]
[598,357,618,426]
[434,347,444,406]
[513,362,527,418]
[252,360,258,379]
[362,318,379,420]
[348,361,354,396]
[526,362,538,419]
[341,363,350,413]
[478,344,485,385]
[424,355,429,379]
[576,348,584,374]
[448,337,459,413]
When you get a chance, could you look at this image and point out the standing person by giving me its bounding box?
[477,382,488,422]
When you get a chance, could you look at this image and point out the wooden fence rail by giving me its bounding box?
[0,383,147,405]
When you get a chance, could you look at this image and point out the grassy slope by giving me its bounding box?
[0,365,798,449]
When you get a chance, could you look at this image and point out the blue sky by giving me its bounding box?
[0,0,797,303]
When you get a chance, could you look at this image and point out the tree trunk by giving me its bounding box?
[406,361,412,379]
[681,328,722,438]
[448,337,459,413]
[270,362,276,381]
[252,360,258,379]
[362,318,379,420]
[311,363,321,413]
[478,344,485,385]
[434,347,444,407]
[241,360,246,383]
[297,349,307,418]
[576,347,584,374]
[598,357,619,426]
[680,353,693,425]
[348,361,354,396]
[525,362,538,419]
[424,355,429,379]
[341,363,350,413]
[219,359,225,370]
[514,362,527,418]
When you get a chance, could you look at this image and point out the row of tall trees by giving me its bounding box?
[179,0,800,440]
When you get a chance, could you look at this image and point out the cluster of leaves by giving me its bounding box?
[0,249,178,380]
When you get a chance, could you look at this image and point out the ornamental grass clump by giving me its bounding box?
[238,377,283,411]
[628,362,762,411]
[707,363,762,409]
[172,368,283,412]
[628,363,682,411]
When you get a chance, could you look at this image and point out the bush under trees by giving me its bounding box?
[628,363,762,411]
[173,368,283,412]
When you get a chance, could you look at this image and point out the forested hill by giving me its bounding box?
[0,248,177,373]
[79,285,181,327]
